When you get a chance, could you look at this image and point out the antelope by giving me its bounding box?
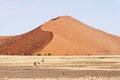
[33,59,44,68]
[33,61,40,68]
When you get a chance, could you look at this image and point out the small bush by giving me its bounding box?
[24,53,27,55]
[24,52,31,55]
[37,53,41,56]
[65,54,68,56]
[11,53,14,55]
[48,53,51,56]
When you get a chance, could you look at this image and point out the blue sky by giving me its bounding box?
[0,0,120,36]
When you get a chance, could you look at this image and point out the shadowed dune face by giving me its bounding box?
[0,16,120,55]
[0,27,53,55]
[0,36,12,45]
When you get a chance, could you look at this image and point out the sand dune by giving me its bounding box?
[40,16,120,55]
[0,36,12,45]
[0,16,120,55]
[0,28,53,55]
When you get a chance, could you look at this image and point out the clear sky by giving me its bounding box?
[0,0,120,36]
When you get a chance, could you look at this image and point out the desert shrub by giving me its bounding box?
[24,52,31,55]
[11,53,14,55]
[48,53,51,56]
[65,53,68,56]
[87,54,90,56]
[37,53,41,56]
[24,53,27,55]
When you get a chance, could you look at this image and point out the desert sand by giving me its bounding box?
[0,56,120,80]
[0,16,120,55]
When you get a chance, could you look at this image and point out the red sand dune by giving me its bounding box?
[0,36,12,45]
[0,16,120,55]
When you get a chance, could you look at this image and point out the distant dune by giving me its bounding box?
[0,16,120,55]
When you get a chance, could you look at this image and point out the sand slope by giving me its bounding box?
[40,16,120,55]
[0,16,120,55]
[0,28,53,55]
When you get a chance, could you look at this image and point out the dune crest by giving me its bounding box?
[0,16,120,55]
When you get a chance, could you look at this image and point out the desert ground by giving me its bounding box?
[0,55,120,80]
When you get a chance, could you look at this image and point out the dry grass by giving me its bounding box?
[0,55,120,80]
[0,55,120,70]
[1,77,120,80]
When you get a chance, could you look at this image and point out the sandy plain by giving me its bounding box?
[0,55,120,80]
